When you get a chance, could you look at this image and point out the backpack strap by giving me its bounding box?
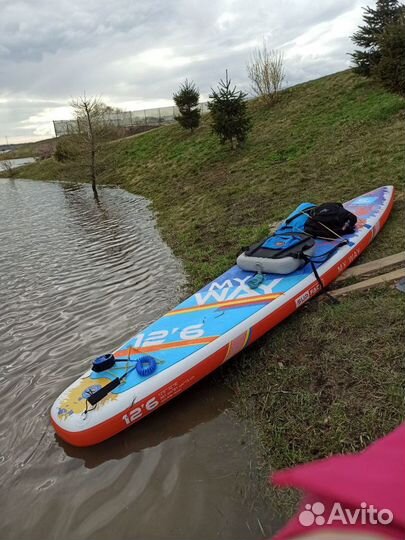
[300,252,340,305]
[299,210,349,242]
[297,241,347,305]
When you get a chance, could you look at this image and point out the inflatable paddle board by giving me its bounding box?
[51,186,394,446]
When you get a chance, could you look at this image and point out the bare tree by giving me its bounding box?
[0,160,14,177]
[70,96,113,195]
[247,41,285,104]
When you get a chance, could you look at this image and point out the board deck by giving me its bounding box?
[51,185,394,446]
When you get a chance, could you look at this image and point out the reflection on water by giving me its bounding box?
[60,379,234,469]
[0,179,274,540]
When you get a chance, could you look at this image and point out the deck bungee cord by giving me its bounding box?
[285,204,356,302]
[240,202,357,302]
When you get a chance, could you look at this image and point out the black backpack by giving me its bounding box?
[304,202,357,239]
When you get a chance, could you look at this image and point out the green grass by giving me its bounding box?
[8,70,405,518]
[13,71,404,283]
[0,137,57,161]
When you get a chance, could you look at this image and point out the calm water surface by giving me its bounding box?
[1,156,36,169]
[0,179,275,540]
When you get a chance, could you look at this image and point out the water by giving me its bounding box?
[0,179,273,540]
[1,156,36,169]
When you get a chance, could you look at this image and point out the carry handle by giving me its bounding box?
[87,378,121,405]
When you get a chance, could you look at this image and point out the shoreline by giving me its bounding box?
[4,70,405,518]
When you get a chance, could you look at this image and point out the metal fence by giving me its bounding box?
[53,102,210,137]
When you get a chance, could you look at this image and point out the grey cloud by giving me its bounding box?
[0,0,367,142]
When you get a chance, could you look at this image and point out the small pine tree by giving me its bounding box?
[208,71,252,149]
[173,80,201,132]
[351,0,401,75]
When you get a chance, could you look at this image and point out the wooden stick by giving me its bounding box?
[332,268,405,297]
[336,252,405,282]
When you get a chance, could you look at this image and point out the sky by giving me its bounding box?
[0,0,370,144]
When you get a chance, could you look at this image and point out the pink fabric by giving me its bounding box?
[271,423,405,539]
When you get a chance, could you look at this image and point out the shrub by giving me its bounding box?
[54,136,79,162]
[247,41,285,105]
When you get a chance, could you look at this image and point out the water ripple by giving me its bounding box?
[0,178,272,540]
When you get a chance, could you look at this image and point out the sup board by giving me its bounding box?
[51,185,394,446]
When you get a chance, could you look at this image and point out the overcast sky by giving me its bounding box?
[0,0,369,144]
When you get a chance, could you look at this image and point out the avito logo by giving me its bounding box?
[299,501,393,527]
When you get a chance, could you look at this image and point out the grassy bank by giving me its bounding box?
[0,137,58,161]
[10,71,405,517]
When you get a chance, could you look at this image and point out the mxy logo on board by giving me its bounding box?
[298,502,393,527]
[195,276,282,305]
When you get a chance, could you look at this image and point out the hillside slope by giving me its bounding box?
[0,137,58,160]
[16,71,404,283]
[12,70,405,515]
